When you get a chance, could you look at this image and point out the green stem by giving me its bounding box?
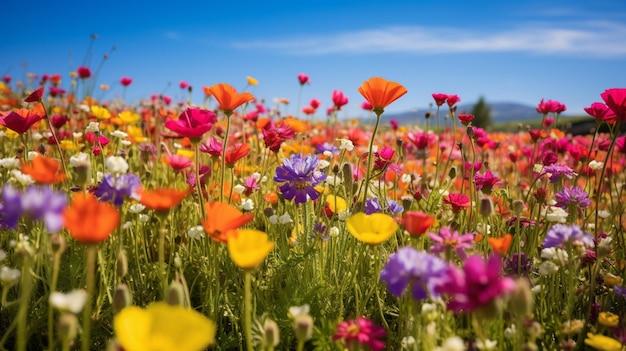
[47,253,61,351]
[194,142,206,219]
[16,258,33,351]
[244,271,253,351]
[362,110,383,206]
[221,112,232,202]
[81,245,97,351]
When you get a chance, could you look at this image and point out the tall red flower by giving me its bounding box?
[402,211,435,236]
[164,107,217,141]
[76,66,92,79]
[0,108,44,134]
[432,93,448,106]
[120,77,133,87]
[297,73,310,85]
[585,102,616,124]
[444,193,471,212]
[24,87,44,102]
[331,90,349,110]
[536,99,563,114]
[446,94,460,108]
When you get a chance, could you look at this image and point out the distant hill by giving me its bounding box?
[383,102,545,125]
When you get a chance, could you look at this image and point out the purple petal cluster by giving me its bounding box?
[542,164,577,182]
[543,223,595,249]
[554,186,591,210]
[274,154,326,204]
[380,247,449,300]
[429,227,474,260]
[435,254,516,313]
[1,184,67,233]
[94,173,141,206]
[364,198,404,215]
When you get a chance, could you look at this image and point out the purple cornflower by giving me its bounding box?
[380,247,449,300]
[542,164,577,183]
[94,173,141,206]
[186,164,211,188]
[0,184,67,233]
[554,186,591,210]
[274,154,326,204]
[316,142,339,155]
[429,227,474,260]
[473,169,502,193]
[435,254,516,313]
[365,198,404,215]
[542,224,595,249]
[504,252,533,276]
[615,285,626,298]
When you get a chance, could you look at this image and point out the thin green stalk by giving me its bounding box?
[362,110,383,206]
[16,257,33,351]
[47,253,62,351]
[244,271,253,351]
[194,142,206,219]
[221,112,232,202]
[81,245,97,351]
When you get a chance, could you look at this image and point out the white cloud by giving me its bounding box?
[231,21,626,57]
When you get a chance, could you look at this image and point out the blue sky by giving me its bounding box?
[2,0,625,117]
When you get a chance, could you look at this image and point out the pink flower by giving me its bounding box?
[389,119,399,131]
[458,113,474,126]
[2,75,10,84]
[199,137,223,157]
[164,107,217,141]
[120,77,133,87]
[600,88,626,120]
[309,98,321,109]
[76,66,91,79]
[536,99,563,114]
[25,87,44,102]
[331,90,349,110]
[373,145,395,171]
[0,109,45,134]
[297,73,310,85]
[361,101,373,111]
[163,154,193,172]
[474,169,502,193]
[446,94,460,108]
[333,317,386,351]
[585,102,616,123]
[444,193,470,212]
[436,254,516,313]
[432,93,448,106]
[179,81,190,89]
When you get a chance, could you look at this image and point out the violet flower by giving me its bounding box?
[0,184,67,233]
[554,186,591,210]
[429,227,474,260]
[542,164,577,183]
[543,224,595,249]
[94,173,141,206]
[274,154,326,204]
[380,247,449,300]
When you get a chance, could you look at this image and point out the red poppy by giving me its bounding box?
[443,193,471,212]
[402,211,435,236]
[76,66,92,79]
[24,87,44,102]
[458,114,475,126]
[432,93,448,106]
[600,88,626,120]
[297,73,309,85]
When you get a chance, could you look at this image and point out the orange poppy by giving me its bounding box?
[22,155,67,184]
[402,211,435,236]
[64,192,120,244]
[206,83,255,114]
[357,77,407,112]
[488,234,513,255]
[225,143,250,167]
[201,202,254,243]
[138,187,191,212]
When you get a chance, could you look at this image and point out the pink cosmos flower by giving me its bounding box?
[333,317,386,351]
[297,73,310,85]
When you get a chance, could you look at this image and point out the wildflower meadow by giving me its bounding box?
[0,67,625,351]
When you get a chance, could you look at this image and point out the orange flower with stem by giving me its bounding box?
[201,201,254,243]
[22,155,67,184]
[138,187,191,213]
[63,192,120,350]
[357,77,407,206]
[488,234,513,255]
[207,83,255,202]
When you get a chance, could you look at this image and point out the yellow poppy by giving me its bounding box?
[246,76,259,86]
[227,229,274,270]
[598,312,619,328]
[584,333,623,351]
[114,302,216,351]
[91,105,111,120]
[326,195,347,214]
[346,212,399,245]
[118,111,140,125]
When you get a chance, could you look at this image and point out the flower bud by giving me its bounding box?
[49,233,67,257]
[479,197,494,217]
[262,318,280,347]
[165,280,185,306]
[512,200,525,215]
[509,278,533,318]
[294,314,314,342]
[113,284,132,314]
[58,312,79,342]
[341,162,354,196]
[116,250,128,278]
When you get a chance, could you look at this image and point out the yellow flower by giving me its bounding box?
[584,333,623,351]
[60,140,76,151]
[118,110,140,125]
[176,148,195,159]
[4,128,20,139]
[127,126,146,143]
[246,76,259,86]
[326,195,347,213]
[100,84,109,91]
[227,229,274,270]
[603,273,623,287]
[598,312,619,328]
[114,302,216,351]
[346,212,399,245]
[91,105,111,120]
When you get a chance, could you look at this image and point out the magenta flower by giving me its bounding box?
[446,94,460,108]
[164,107,217,141]
[585,102,617,124]
[0,109,45,134]
[600,88,626,120]
[331,90,349,110]
[76,66,91,79]
[473,169,502,193]
[432,93,448,106]
[429,227,474,260]
[120,77,133,87]
[436,254,516,313]
[361,101,373,111]
[297,73,309,85]
[373,145,394,171]
[536,99,563,114]
[199,137,223,157]
[309,98,321,109]
[333,317,386,351]
[444,193,471,212]
[554,186,591,210]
